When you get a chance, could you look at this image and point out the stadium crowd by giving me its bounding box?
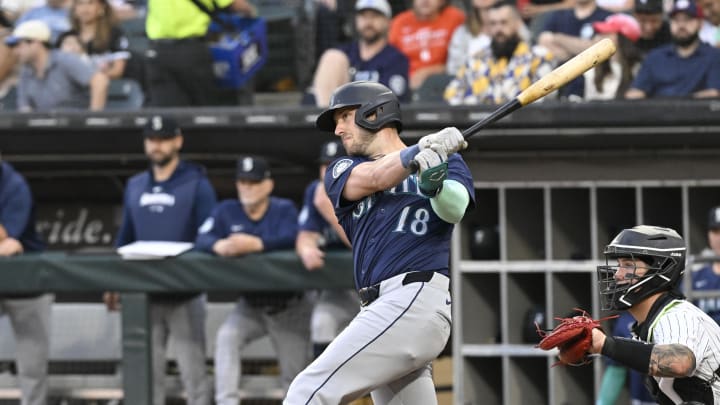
[0,0,718,111]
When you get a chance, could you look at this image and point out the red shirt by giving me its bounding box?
[389,6,465,78]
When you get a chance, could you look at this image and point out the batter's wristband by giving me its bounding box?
[400,145,420,168]
[601,335,654,374]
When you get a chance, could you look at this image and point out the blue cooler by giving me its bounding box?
[209,17,268,89]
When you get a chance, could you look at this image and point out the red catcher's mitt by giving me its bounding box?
[535,308,617,367]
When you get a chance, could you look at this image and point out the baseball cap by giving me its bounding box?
[670,0,700,17]
[4,20,51,46]
[319,140,345,164]
[236,156,271,181]
[143,115,181,139]
[592,14,642,42]
[355,0,392,18]
[708,206,720,230]
[634,0,663,14]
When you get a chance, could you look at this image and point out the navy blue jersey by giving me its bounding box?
[195,197,298,253]
[115,161,217,246]
[298,180,346,250]
[338,42,410,102]
[690,264,720,325]
[0,162,44,252]
[324,154,474,289]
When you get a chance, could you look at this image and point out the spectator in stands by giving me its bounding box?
[596,312,656,405]
[700,0,720,45]
[16,0,71,43]
[634,0,672,58]
[7,20,109,111]
[446,0,493,75]
[313,0,355,62]
[688,206,720,324]
[448,0,533,75]
[389,0,465,91]
[111,115,216,405]
[0,159,49,405]
[537,0,611,97]
[144,0,255,106]
[195,156,312,405]
[309,0,409,106]
[0,16,17,109]
[625,0,720,98]
[584,14,643,100]
[1,0,39,23]
[70,0,130,79]
[444,1,555,105]
[296,141,358,359]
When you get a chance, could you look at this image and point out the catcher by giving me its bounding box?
[538,225,720,404]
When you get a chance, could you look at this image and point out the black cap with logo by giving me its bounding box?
[143,115,181,139]
[319,140,345,164]
[236,156,271,181]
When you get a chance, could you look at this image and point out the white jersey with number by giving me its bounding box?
[648,299,720,403]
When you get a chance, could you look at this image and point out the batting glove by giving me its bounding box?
[418,127,467,155]
[415,144,448,172]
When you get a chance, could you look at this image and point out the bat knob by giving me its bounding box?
[408,160,420,173]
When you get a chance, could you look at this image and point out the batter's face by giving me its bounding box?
[708,228,720,254]
[356,9,389,44]
[614,258,649,284]
[144,136,182,167]
[236,178,273,207]
[333,107,376,156]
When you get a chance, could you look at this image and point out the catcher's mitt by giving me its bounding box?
[535,308,617,367]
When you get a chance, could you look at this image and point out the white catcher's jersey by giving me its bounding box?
[648,299,720,403]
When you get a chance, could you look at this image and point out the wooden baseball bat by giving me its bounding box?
[461,37,616,140]
[410,38,616,171]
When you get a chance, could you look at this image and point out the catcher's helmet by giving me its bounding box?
[315,81,402,133]
[597,225,686,310]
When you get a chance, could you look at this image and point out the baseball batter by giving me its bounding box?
[590,225,720,404]
[284,81,474,404]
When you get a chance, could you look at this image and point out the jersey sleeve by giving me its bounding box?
[651,308,709,373]
[0,178,32,240]
[193,177,217,233]
[114,185,136,247]
[447,154,476,207]
[194,203,227,253]
[323,157,366,219]
[298,181,325,233]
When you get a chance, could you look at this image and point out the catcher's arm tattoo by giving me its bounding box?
[648,344,696,377]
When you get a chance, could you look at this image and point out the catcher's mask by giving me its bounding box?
[597,225,686,311]
[315,81,402,133]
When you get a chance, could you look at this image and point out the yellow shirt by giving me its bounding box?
[146,0,234,39]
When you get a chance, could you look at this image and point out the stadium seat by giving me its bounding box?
[105,79,144,110]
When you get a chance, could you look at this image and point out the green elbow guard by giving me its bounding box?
[430,179,469,224]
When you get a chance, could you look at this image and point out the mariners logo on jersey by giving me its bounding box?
[333,159,353,179]
[139,186,176,213]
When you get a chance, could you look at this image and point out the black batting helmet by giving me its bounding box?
[597,225,686,310]
[315,81,402,133]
